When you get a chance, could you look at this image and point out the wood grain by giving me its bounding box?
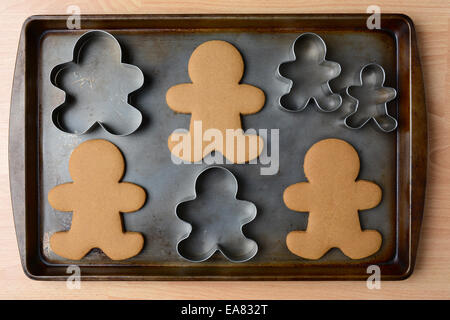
[0,0,449,299]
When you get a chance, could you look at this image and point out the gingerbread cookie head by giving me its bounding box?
[304,138,360,182]
[188,40,244,85]
[69,138,125,184]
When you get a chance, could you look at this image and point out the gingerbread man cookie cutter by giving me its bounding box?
[344,63,398,132]
[175,166,258,263]
[277,33,342,113]
[50,30,144,136]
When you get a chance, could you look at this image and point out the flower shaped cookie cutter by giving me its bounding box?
[175,166,258,263]
[50,30,144,136]
[277,32,342,112]
[344,63,398,132]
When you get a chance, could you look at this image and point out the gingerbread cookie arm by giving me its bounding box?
[48,183,76,212]
[117,182,146,213]
[283,182,311,212]
[354,180,382,210]
[166,83,196,114]
[236,84,265,115]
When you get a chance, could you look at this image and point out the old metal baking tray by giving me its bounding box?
[9,14,427,280]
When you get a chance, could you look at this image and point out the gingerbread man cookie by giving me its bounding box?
[283,138,382,260]
[166,40,265,163]
[48,139,146,260]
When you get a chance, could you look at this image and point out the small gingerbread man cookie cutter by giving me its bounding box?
[344,63,398,132]
[50,30,144,136]
[175,166,258,263]
[277,32,342,113]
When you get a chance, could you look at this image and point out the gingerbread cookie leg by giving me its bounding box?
[50,230,93,261]
[168,130,214,163]
[100,232,144,261]
[91,211,144,260]
[222,132,263,164]
[49,184,95,260]
[286,231,331,260]
[339,230,382,260]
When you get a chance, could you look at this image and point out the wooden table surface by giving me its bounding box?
[1,0,449,300]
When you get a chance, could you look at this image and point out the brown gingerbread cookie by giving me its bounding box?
[166,40,265,164]
[283,138,382,260]
[48,139,146,260]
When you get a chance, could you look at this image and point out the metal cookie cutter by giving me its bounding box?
[50,30,144,136]
[344,63,398,132]
[176,166,258,263]
[277,32,342,112]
